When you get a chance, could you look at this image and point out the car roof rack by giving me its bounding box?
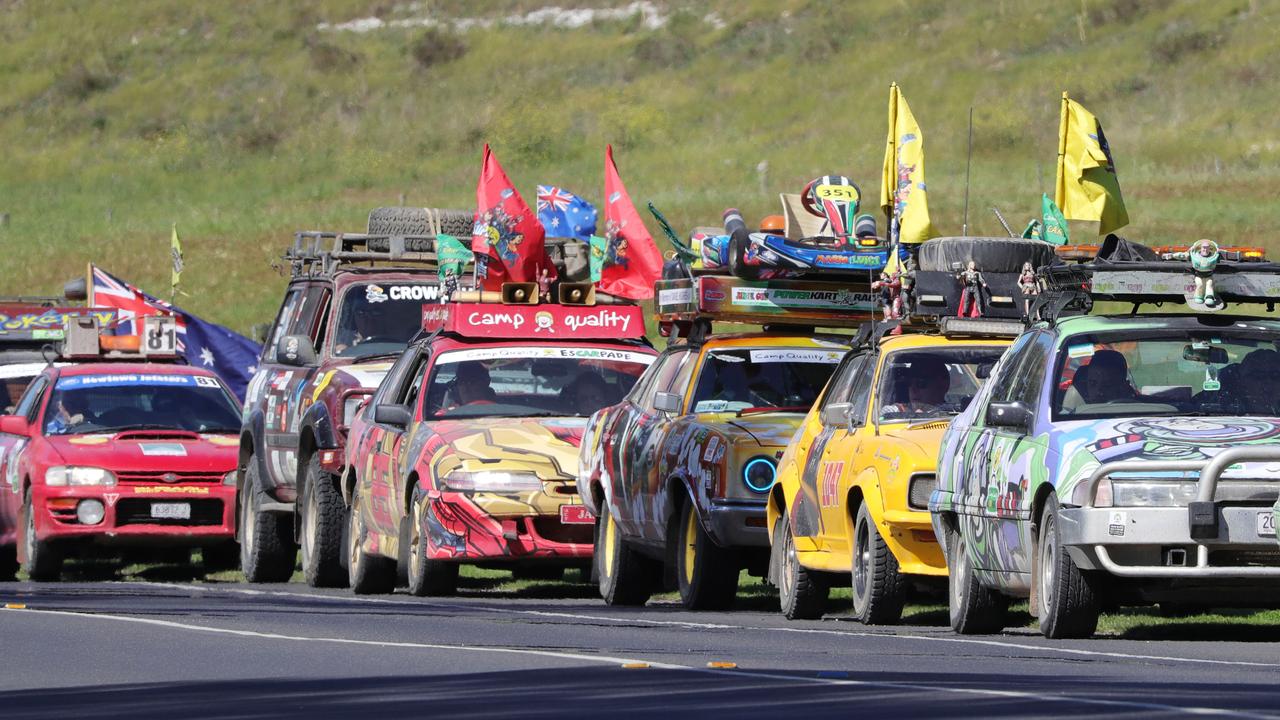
[655,275,876,340]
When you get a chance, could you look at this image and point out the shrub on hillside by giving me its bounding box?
[1151,23,1218,64]
[56,64,117,101]
[411,29,467,69]
[306,36,362,72]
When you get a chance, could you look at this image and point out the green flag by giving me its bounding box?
[1041,193,1069,245]
[588,234,607,282]
[436,233,473,295]
[1020,219,1043,240]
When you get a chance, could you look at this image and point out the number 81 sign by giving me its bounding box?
[142,315,179,357]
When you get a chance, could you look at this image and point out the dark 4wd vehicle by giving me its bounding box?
[237,207,470,585]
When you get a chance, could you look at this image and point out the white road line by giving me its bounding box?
[4,604,1267,718]
[112,581,1280,670]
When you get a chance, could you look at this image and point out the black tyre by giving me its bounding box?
[1037,496,1100,639]
[366,206,474,237]
[727,231,761,280]
[239,461,297,583]
[348,490,396,595]
[201,542,240,572]
[675,501,739,610]
[851,502,906,624]
[405,485,458,597]
[596,508,658,606]
[946,522,1008,634]
[773,511,828,620]
[300,455,347,588]
[22,493,61,581]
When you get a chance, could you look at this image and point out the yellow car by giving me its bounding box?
[767,329,1011,622]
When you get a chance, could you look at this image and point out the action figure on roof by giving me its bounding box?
[872,271,903,320]
[1018,261,1040,320]
[956,260,988,318]
[899,254,917,316]
[1162,238,1221,308]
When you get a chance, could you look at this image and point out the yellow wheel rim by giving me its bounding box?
[603,513,617,579]
[683,509,697,586]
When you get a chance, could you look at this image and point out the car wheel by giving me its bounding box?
[300,455,347,588]
[675,501,739,610]
[22,492,62,581]
[406,485,458,597]
[348,490,395,595]
[200,542,240,572]
[773,510,828,620]
[727,231,761,280]
[239,459,297,583]
[851,502,906,624]
[1037,496,1099,639]
[596,508,657,606]
[946,522,1007,634]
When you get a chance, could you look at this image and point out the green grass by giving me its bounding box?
[25,555,1280,639]
[3,1,1280,333]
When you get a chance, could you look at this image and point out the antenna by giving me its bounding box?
[963,107,973,237]
[990,206,1016,237]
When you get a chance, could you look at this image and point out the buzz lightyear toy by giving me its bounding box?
[1163,238,1221,308]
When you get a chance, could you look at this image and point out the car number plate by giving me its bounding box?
[152,502,191,520]
[560,505,593,525]
[1258,511,1276,537]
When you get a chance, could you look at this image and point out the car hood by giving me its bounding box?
[878,420,951,460]
[329,360,396,394]
[719,412,807,448]
[1052,416,1280,467]
[425,416,588,481]
[44,431,239,474]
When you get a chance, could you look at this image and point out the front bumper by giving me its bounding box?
[1061,504,1280,577]
[423,491,593,562]
[32,484,236,545]
[705,498,768,548]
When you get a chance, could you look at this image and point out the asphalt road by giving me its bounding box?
[1,580,1278,719]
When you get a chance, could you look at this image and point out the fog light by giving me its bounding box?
[77,499,106,525]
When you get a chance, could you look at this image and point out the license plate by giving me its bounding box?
[152,502,191,520]
[560,505,593,525]
[1259,511,1277,537]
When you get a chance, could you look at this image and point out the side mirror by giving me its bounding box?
[275,334,317,367]
[0,415,30,436]
[653,392,682,414]
[373,403,412,428]
[986,401,1033,433]
[819,402,851,427]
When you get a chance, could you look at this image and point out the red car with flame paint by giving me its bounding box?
[0,362,242,580]
[341,302,657,595]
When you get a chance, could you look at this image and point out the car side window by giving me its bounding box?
[817,352,862,411]
[264,287,305,363]
[627,349,677,405]
[15,376,48,422]
[371,345,423,407]
[666,351,696,398]
[844,354,877,426]
[642,349,691,412]
[401,354,432,410]
[1011,333,1053,409]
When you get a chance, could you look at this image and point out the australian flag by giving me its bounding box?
[89,266,261,401]
[537,185,597,243]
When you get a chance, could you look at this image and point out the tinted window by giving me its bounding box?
[333,282,440,359]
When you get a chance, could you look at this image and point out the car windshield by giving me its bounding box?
[1054,331,1280,420]
[689,347,844,414]
[425,346,655,419]
[333,282,440,359]
[877,346,1006,423]
[44,373,242,435]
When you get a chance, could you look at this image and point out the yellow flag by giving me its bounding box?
[879,83,935,244]
[1055,93,1129,234]
[170,224,183,297]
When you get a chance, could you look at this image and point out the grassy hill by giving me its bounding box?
[2,0,1277,332]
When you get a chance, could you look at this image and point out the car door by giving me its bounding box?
[815,352,876,555]
[792,352,869,547]
[256,284,320,490]
[1,375,48,538]
[364,346,429,538]
[967,331,1052,578]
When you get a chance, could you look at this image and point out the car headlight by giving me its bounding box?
[45,466,117,487]
[442,470,543,492]
[1111,480,1198,507]
[223,470,238,486]
[742,457,776,494]
[343,395,369,428]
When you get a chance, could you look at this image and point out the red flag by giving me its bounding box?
[472,144,546,290]
[601,145,662,300]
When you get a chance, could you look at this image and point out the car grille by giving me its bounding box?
[116,471,224,484]
[115,499,225,526]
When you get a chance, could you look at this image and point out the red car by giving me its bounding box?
[342,302,657,595]
[0,361,243,580]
